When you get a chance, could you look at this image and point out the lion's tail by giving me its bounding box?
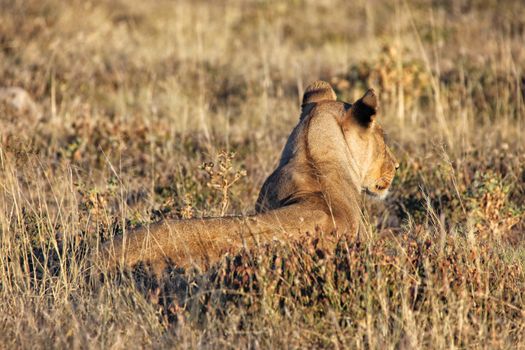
[95,205,330,274]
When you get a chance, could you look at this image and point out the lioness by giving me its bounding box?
[99,81,398,273]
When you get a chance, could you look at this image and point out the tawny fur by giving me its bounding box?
[98,81,398,274]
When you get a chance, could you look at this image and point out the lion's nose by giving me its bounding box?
[394,162,400,170]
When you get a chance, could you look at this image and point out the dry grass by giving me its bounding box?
[1,0,524,348]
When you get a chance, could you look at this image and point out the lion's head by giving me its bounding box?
[256,81,398,218]
[302,81,398,200]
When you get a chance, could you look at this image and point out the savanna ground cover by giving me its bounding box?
[0,0,524,348]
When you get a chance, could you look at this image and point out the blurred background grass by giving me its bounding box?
[0,0,524,348]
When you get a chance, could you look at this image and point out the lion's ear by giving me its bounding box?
[350,89,378,126]
[302,80,337,105]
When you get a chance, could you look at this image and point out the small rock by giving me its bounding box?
[0,87,42,128]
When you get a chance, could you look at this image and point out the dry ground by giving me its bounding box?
[0,0,524,348]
